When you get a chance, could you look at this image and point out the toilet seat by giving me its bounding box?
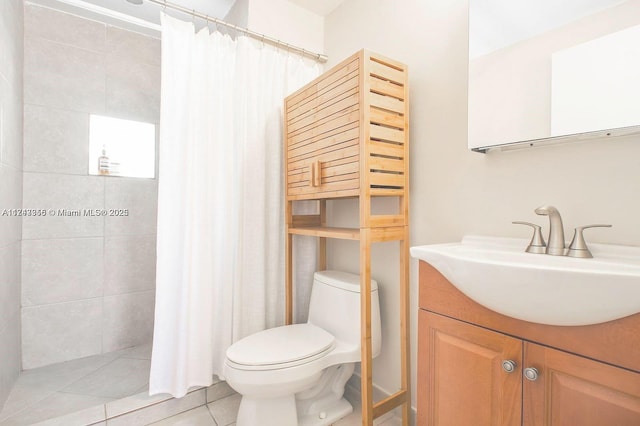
[226,324,335,371]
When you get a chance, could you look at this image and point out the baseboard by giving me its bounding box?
[344,374,417,426]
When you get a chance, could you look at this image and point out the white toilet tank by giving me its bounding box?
[307,270,381,358]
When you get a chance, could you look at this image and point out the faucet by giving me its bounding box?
[535,205,566,256]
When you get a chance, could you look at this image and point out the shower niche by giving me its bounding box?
[88,114,156,178]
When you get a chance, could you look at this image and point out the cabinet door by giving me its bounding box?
[524,343,640,425]
[418,311,522,426]
[285,57,361,200]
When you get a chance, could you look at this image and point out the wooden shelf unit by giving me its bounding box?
[284,50,410,426]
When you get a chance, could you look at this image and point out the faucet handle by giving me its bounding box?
[567,224,612,258]
[512,221,547,254]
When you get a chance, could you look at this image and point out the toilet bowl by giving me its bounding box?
[223,270,381,426]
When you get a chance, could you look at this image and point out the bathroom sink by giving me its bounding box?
[410,235,640,326]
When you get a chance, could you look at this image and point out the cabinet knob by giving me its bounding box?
[524,367,539,381]
[502,360,517,373]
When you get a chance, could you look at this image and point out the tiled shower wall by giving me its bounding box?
[0,0,24,410]
[21,4,160,369]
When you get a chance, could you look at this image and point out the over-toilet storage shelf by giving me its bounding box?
[284,49,410,426]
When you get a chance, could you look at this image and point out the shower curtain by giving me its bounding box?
[150,14,321,397]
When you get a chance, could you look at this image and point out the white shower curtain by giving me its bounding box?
[150,14,321,397]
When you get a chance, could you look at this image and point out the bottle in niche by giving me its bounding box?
[98,145,110,175]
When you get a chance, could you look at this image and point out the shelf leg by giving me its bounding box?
[319,200,327,270]
[400,226,411,425]
[360,228,373,426]
[285,201,293,325]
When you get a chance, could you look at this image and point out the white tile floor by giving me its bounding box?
[0,344,402,426]
[153,392,402,426]
[0,343,153,425]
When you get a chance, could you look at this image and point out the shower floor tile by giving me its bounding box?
[0,392,113,426]
[0,342,152,426]
[60,357,151,399]
[148,405,216,425]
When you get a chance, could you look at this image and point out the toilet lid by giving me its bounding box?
[226,324,335,368]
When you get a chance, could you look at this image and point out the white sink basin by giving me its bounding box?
[411,235,640,326]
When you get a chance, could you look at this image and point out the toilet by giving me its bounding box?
[223,270,382,426]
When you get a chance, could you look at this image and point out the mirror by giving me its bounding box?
[88,115,156,178]
[468,0,640,152]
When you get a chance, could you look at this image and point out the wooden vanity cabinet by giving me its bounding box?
[417,261,640,426]
[420,311,523,425]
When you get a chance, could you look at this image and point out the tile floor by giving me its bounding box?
[153,392,402,426]
[0,343,153,425]
[0,343,402,425]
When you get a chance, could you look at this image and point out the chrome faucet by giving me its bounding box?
[534,205,566,256]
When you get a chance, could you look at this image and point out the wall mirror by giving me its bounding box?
[468,0,640,152]
[88,115,156,178]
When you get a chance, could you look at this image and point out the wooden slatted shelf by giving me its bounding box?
[288,226,360,240]
[284,49,410,426]
[288,224,407,243]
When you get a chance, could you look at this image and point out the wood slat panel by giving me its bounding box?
[369,214,406,227]
[286,84,316,113]
[322,161,359,179]
[288,168,311,185]
[320,161,360,181]
[369,171,405,188]
[289,126,359,159]
[289,120,358,150]
[287,188,359,201]
[288,226,360,240]
[288,173,359,188]
[320,178,359,191]
[289,85,357,128]
[288,172,307,184]
[370,76,404,100]
[370,107,404,129]
[323,172,358,184]
[288,179,312,188]
[369,141,404,158]
[286,57,358,111]
[288,92,359,134]
[288,104,359,139]
[370,187,405,197]
[288,75,359,123]
[288,144,358,171]
[318,152,359,169]
[290,138,359,163]
[370,53,406,73]
[369,92,405,114]
[317,58,359,92]
[287,169,305,180]
[369,60,405,86]
[370,226,406,242]
[288,179,359,196]
[370,124,404,144]
[369,156,404,173]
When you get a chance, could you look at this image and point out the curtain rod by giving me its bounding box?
[145,0,328,63]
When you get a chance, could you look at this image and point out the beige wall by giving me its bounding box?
[0,0,24,411]
[223,0,249,27]
[324,0,640,411]
[248,0,324,54]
